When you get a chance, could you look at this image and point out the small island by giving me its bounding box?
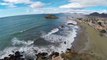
[45,14,58,19]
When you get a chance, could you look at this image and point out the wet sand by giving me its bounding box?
[71,23,88,52]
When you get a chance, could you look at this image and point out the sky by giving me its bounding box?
[0,0,107,17]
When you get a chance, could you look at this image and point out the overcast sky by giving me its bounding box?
[0,0,107,17]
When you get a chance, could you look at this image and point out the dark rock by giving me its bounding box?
[36,52,48,60]
[67,23,75,25]
[61,25,64,28]
[54,52,59,56]
[45,14,58,19]
[100,30,107,33]
[15,51,23,58]
[3,57,9,60]
[67,48,71,52]
[1,51,25,60]
[64,41,66,44]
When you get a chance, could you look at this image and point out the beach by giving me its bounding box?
[71,23,88,52]
[70,21,107,60]
[0,14,107,60]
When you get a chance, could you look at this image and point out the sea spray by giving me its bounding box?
[0,22,78,59]
[45,28,59,36]
[12,37,34,46]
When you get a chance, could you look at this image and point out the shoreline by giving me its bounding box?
[0,20,78,60]
[1,18,107,60]
[72,21,107,60]
[71,22,88,53]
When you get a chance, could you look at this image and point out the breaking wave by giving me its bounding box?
[12,37,34,46]
[0,23,78,59]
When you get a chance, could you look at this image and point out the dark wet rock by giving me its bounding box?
[1,51,25,60]
[41,52,48,56]
[36,52,48,60]
[67,23,75,25]
[9,54,15,60]
[100,29,107,33]
[61,25,64,28]
[64,41,66,44]
[49,52,59,57]
[53,52,59,57]
[66,48,71,52]
[67,48,71,51]
[3,57,9,60]
[15,51,23,57]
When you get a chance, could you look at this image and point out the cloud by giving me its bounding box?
[59,3,86,9]
[60,0,107,9]
[0,3,9,5]
[3,0,32,4]
[30,8,70,14]
[30,2,45,8]
[0,0,45,8]
[70,0,107,6]
[0,2,17,8]
[0,0,32,8]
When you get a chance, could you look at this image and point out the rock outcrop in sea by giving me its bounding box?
[45,14,58,19]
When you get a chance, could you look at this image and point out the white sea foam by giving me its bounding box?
[45,28,59,36]
[66,20,77,25]
[40,25,78,53]
[0,21,78,59]
[58,27,77,52]
[42,34,66,43]
[12,37,34,46]
[0,47,18,59]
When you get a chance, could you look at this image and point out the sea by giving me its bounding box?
[0,14,78,59]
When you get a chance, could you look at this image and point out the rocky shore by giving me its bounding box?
[0,21,93,60]
[1,17,106,60]
[0,51,24,60]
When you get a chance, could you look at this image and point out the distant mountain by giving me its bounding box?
[89,12,107,18]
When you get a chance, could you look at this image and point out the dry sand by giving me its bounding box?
[72,22,107,60]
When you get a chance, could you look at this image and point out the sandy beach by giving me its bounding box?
[71,21,107,60]
[71,23,88,52]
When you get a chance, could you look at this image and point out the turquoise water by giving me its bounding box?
[0,14,66,50]
[0,14,78,59]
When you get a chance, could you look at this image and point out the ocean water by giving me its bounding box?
[0,14,78,59]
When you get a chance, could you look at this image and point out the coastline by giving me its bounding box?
[81,22,107,60]
[0,16,78,60]
[0,16,107,60]
[71,21,107,60]
[71,22,88,53]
